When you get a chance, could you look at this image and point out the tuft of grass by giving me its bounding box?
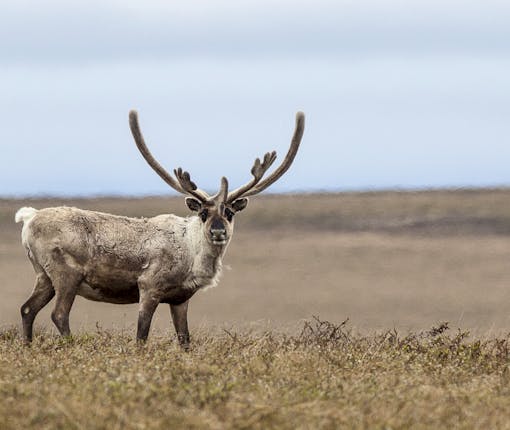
[2,319,510,429]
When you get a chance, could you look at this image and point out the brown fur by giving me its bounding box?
[16,109,304,348]
[18,205,232,347]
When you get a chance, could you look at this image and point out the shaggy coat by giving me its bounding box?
[19,206,226,304]
[16,109,304,348]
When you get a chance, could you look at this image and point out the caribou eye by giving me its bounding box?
[199,209,208,222]
[225,208,234,222]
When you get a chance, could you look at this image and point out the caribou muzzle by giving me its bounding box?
[210,218,227,245]
[210,229,227,245]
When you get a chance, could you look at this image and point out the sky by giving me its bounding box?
[1,0,510,196]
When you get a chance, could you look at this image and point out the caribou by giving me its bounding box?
[15,110,305,349]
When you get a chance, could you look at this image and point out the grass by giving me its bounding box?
[4,190,510,428]
[2,318,510,429]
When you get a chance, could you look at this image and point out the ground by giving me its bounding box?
[2,320,510,429]
[2,190,510,428]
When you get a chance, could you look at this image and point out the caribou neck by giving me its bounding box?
[185,216,229,288]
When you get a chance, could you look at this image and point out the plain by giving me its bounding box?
[2,189,510,428]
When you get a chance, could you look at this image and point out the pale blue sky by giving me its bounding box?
[1,0,509,196]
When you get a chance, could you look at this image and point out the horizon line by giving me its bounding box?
[2,185,510,200]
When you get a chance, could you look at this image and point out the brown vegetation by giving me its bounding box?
[2,190,510,428]
[2,319,510,429]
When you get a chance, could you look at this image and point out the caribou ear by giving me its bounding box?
[185,197,202,212]
[231,198,248,212]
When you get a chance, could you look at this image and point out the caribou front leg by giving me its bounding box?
[136,286,160,342]
[170,300,190,351]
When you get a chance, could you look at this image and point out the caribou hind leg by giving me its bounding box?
[21,271,55,342]
[43,249,83,337]
[50,273,82,337]
[50,282,80,337]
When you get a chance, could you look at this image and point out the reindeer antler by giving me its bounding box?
[129,110,210,202]
[173,168,210,202]
[130,109,305,204]
[227,112,305,202]
[226,151,277,202]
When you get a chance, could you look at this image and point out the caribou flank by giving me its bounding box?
[16,110,305,349]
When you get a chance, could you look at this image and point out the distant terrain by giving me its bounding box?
[2,189,510,333]
[3,189,510,429]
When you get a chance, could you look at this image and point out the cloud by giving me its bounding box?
[1,0,510,64]
[2,0,510,195]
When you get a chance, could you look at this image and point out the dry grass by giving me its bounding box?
[2,319,510,429]
[3,190,510,428]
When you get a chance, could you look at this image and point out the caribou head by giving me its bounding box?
[129,110,305,247]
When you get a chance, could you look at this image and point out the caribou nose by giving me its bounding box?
[210,228,227,244]
[210,228,226,238]
[210,218,227,243]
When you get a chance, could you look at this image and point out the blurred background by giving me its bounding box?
[2,1,510,334]
[1,0,510,196]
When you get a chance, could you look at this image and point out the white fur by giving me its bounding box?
[15,207,38,224]
[15,207,38,251]
[185,216,226,291]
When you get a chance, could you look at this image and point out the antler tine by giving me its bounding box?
[174,168,210,202]
[129,110,186,195]
[229,112,305,201]
[226,150,277,203]
[211,176,229,202]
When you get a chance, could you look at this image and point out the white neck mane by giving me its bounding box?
[184,216,228,291]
